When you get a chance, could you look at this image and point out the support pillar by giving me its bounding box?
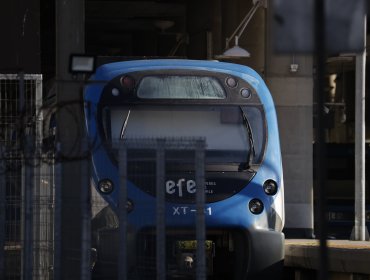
[55,0,85,279]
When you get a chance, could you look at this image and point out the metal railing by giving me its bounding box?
[0,74,45,280]
[115,138,206,280]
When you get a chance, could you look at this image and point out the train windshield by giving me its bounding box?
[101,105,266,166]
[137,76,226,99]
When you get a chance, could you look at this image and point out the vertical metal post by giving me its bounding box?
[22,135,34,280]
[195,140,206,280]
[156,140,166,280]
[55,0,85,277]
[35,77,43,144]
[33,143,41,280]
[0,145,5,279]
[314,0,328,279]
[33,75,43,279]
[47,151,55,279]
[118,142,128,280]
[354,14,367,241]
[80,140,91,280]
[53,143,62,280]
[19,72,25,114]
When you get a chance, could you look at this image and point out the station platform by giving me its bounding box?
[285,239,370,278]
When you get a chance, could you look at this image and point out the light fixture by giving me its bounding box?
[98,179,114,194]
[263,180,278,195]
[215,0,264,60]
[249,198,264,214]
[69,54,96,74]
[222,36,251,58]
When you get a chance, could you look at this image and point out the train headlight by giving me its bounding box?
[249,199,264,214]
[98,179,114,194]
[263,180,278,195]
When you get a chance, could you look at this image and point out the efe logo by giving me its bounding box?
[166,179,196,197]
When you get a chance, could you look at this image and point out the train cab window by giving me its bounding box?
[101,105,266,166]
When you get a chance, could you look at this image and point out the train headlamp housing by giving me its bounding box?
[263,180,278,196]
[249,199,264,214]
[126,199,134,213]
[120,75,135,90]
[98,179,114,194]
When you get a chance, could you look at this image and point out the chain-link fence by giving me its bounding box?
[0,74,46,279]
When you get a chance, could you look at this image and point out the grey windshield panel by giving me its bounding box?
[137,76,226,99]
[107,105,265,163]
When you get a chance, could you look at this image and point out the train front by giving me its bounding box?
[84,59,284,279]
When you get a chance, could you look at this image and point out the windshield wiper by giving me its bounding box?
[239,106,256,171]
[120,110,131,139]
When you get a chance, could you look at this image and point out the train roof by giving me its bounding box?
[86,59,275,108]
[93,59,261,84]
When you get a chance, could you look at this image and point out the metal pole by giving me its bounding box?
[55,0,85,277]
[118,142,128,280]
[0,145,5,279]
[19,74,34,280]
[18,71,25,114]
[314,0,328,279]
[80,140,91,280]
[353,14,367,241]
[53,143,62,280]
[33,142,41,280]
[156,140,166,280]
[195,140,206,280]
[225,0,262,49]
[22,135,34,280]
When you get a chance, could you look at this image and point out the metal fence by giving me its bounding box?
[0,74,45,279]
[0,75,208,280]
[111,138,206,280]
[88,138,207,280]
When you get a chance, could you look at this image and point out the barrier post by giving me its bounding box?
[156,139,166,280]
[195,139,206,280]
[118,142,128,280]
[0,145,5,279]
[80,140,91,280]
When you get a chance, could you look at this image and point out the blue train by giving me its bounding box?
[84,59,285,279]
